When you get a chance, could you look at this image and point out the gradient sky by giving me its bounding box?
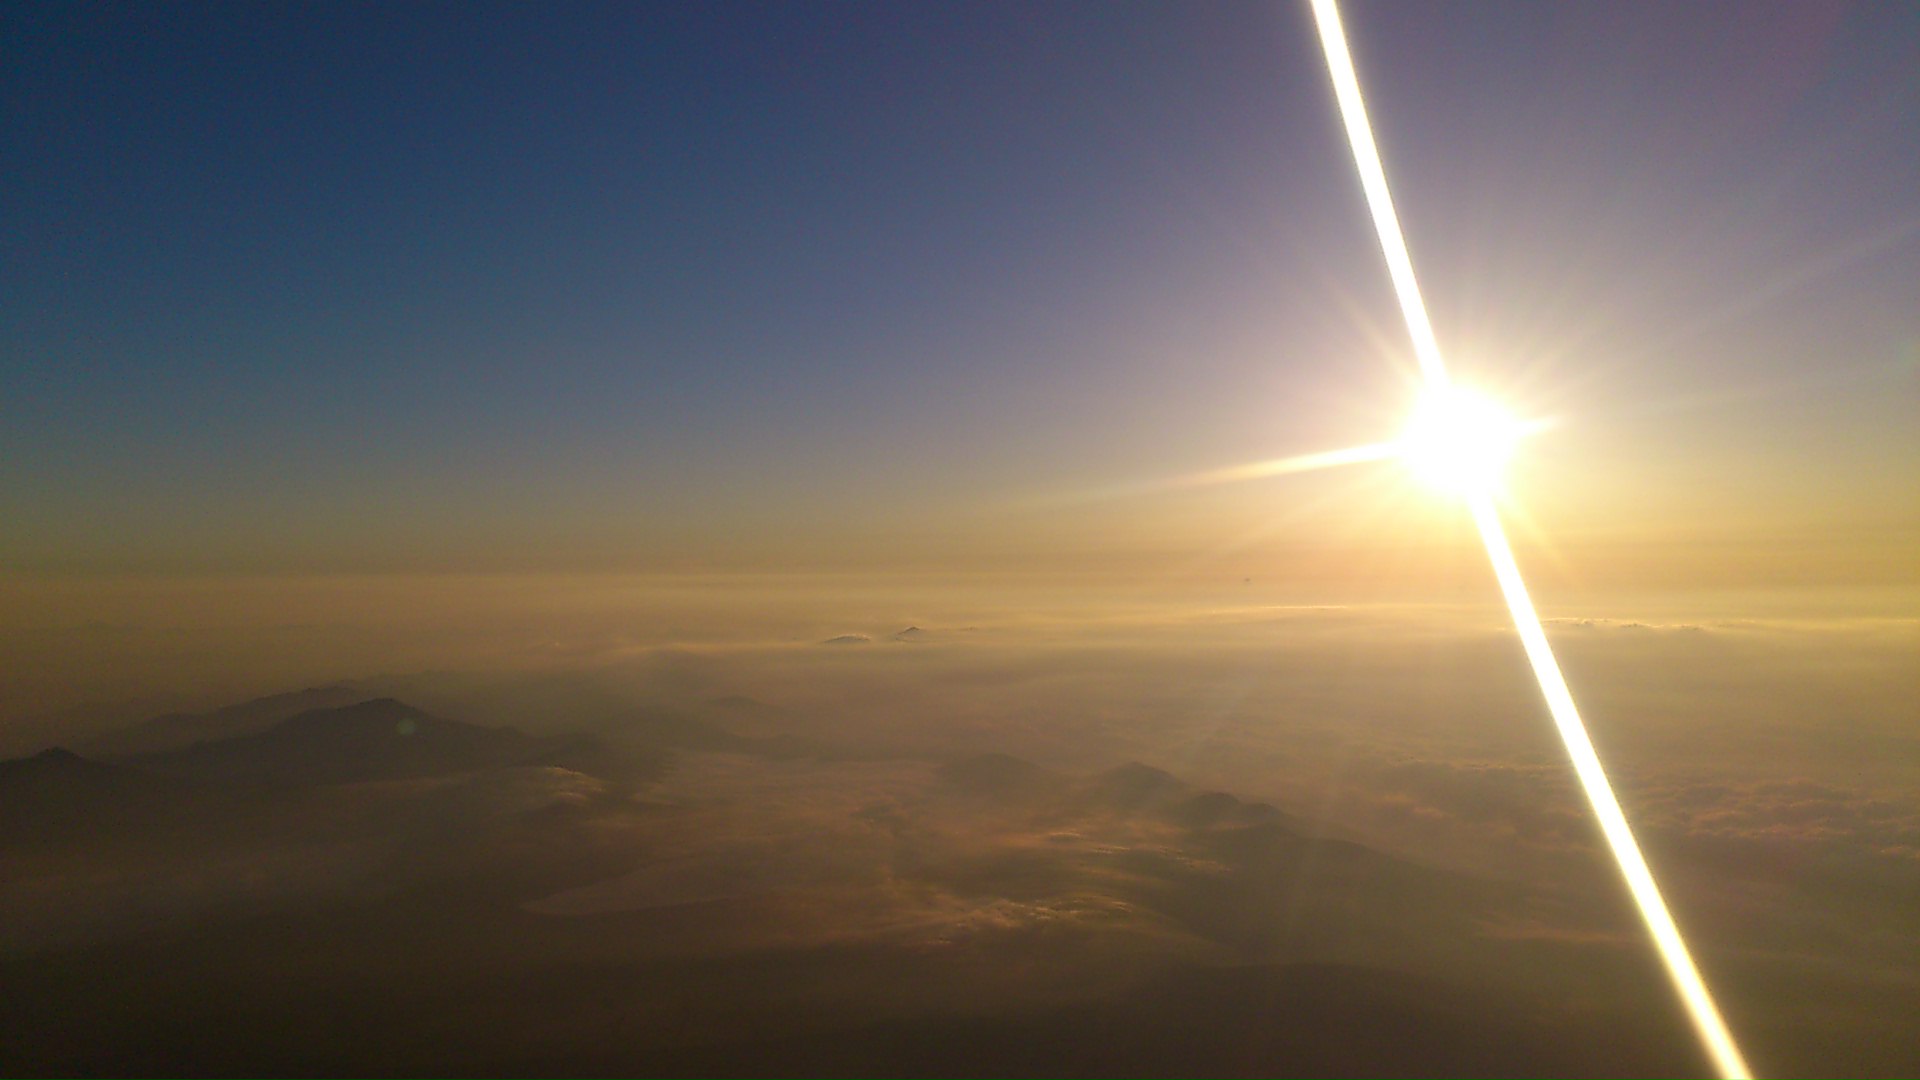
[5,1,1917,584]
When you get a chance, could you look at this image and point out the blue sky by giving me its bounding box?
[4,1,1916,575]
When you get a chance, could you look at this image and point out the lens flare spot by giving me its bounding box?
[1397,386,1528,494]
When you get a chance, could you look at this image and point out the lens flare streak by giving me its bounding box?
[1185,442,1401,487]
[1306,2,1754,1076]
[1307,0,1448,389]
[1467,491,1753,1079]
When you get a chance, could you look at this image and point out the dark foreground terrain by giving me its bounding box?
[0,690,1898,1076]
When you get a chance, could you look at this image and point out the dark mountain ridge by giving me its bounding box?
[0,745,231,847]
[132,698,562,786]
[81,684,371,757]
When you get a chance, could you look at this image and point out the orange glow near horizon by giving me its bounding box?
[1307,2,1754,1076]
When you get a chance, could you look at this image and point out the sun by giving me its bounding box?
[1396,384,1532,495]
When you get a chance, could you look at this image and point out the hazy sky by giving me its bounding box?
[4,2,1917,584]
[3,12,1918,1071]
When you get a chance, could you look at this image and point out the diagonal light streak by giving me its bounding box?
[1466,490,1752,1079]
[1308,0,1449,389]
[1034,441,1399,509]
[1305,2,1754,1077]
[1181,441,1400,488]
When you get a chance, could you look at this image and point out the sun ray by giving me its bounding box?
[1307,0,1449,389]
[1182,442,1401,487]
[1025,440,1401,510]
[1466,490,1753,1079]
[1305,2,1754,1076]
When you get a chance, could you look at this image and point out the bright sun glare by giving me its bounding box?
[1397,385,1529,495]
[1310,2,1751,1076]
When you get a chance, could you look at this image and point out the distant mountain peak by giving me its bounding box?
[1166,790,1287,830]
[0,746,98,783]
[85,684,376,757]
[133,698,548,786]
[938,752,1051,796]
[1099,761,1180,789]
[336,696,409,712]
[1086,761,1186,810]
[273,697,429,735]
[299,698,412,716]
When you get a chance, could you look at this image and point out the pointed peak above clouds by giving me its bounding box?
[135,699,545,786]
[85,685,375,757]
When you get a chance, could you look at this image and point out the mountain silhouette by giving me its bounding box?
[1164,789,1288,829]
[937,751,1056,798]
[1084,761,1187,811]
[84,685,372,756]
[0,746,227,847]
[133,698,554,786]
